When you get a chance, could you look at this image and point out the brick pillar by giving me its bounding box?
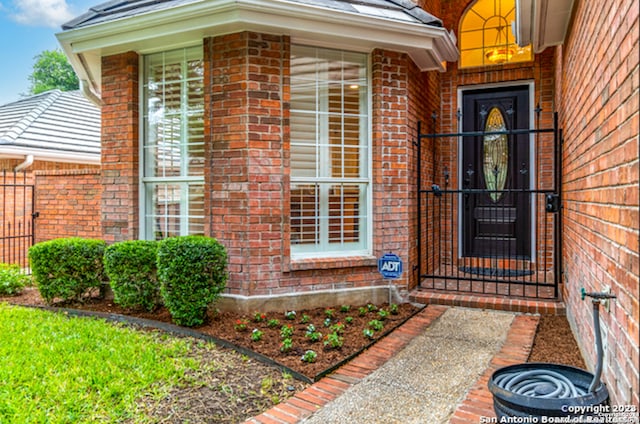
[101,52,139,243]
[207,32,288,296]
[371,49,413,293]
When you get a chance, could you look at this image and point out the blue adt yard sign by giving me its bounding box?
[378,253,403,279]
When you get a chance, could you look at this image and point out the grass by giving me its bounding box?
[0,303,202,423]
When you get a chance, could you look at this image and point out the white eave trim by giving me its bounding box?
[0,145,100,165]
[515,0,575,53]
[57,0,459,98]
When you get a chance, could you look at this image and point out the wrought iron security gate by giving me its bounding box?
[417,110,561,299]
[1,171,37,271]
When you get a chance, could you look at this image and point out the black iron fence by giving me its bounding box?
[418,188,559,298]
[1,171,36,271]
[416,112,561,299]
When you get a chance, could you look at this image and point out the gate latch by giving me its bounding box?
[545,194,560,213]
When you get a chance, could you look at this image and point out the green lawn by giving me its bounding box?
[0,303,202,423]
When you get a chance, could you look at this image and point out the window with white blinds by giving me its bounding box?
[290,46,370,256]
[142,46,205,240]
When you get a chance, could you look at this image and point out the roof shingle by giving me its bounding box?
[62,0,442,30]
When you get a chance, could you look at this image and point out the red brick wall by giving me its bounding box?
[372,49,413,292]
[206,32,289,296]
[0,161,100,266]
[101,52,139,243]
[34,169,102,242]
[557,0,639,406]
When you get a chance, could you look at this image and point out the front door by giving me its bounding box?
[461,86,531,259]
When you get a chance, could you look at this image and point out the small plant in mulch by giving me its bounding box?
[280,338,293,353]
[345,316,354,324]
[377,309,389,321]
[323,332,343,349]
[340,305,351,312]
[389,303,399,315]
[266,319,280,328]
[251,329,263,342]
[368,319,384,331]
[300,314,311,324]
[284,311,296,320]
[301,350,317,363]
[324,308,335,319]
[330,322,345,334]
[280,324,294,339]
[253,312,267,323]
[363,328,375,339]
[323,318,332,327]
[305,324,322,343]
[358,307,368,316]
[234,318,249,332]
[367,303,378,312]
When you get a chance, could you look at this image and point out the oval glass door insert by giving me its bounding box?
[483,107,508,202]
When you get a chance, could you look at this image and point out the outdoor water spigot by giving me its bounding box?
[580,287,616,393]
[581,287,617,303]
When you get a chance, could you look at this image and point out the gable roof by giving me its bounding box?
[0,90,100,164]
[62,0,443,30]
[57,0,458,101]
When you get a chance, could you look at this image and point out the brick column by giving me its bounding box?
[207,32,288,296]
[100,52,139,243]
[371,49,414,293]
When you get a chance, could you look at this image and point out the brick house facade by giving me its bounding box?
[0,91,101,265]
[58,0,638,405]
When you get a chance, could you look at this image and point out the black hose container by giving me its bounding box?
[488,363,609,420]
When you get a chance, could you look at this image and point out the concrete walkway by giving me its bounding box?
[245,304,540,424]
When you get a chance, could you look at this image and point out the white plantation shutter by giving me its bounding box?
[142,46,205,240]
[290,46,370,256]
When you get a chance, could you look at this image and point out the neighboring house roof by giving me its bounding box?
[0,90,100,165]
[57,0,459,100]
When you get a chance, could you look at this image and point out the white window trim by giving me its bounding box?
[290,46,373,259]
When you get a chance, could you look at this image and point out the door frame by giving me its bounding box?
[456,81,536,263]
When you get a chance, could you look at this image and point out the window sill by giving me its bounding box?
[290,255,377,271]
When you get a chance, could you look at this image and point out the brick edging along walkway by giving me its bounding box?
[448,314,539,423]
[245,304,449,424]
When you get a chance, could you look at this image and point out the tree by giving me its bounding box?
[28,49,79,94]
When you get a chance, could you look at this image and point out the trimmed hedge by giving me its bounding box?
[0,263,30,296]
[104,240,160,311]
[157,236,228,327]
[28,238,106,304]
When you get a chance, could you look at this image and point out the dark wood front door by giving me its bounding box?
[462,86,531,259]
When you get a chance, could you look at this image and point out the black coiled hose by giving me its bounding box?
[493,369,587,398]
[494,290,615,398]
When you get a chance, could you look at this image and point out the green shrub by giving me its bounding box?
[0,264,30,296]
[157,236,228,327]
[104,240,160,311]
[28,238,106,304]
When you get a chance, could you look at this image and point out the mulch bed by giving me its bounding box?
[528,314,586,369]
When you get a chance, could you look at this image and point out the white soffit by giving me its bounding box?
[515,0,574,53]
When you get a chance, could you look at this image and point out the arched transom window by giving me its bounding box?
[459,0,532,68]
